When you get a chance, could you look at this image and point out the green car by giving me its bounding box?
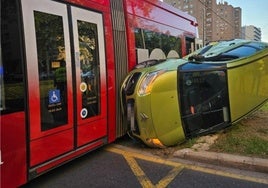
[121,39,268,147]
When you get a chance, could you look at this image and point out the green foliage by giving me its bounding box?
[209,102,268,158]
[260,102,268,111]
[210,122,268,158]
[244,137,268,156]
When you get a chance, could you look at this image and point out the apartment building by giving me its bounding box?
[164,0,242,44]
[242,25,262,41]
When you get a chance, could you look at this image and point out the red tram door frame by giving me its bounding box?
[21,0,107,167]
[71,6,107,147]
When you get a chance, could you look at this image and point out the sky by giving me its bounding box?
[218,0,268,42]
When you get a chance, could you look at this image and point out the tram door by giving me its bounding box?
[21,0,107,167]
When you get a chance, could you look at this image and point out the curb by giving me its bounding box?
[173,149,268,174]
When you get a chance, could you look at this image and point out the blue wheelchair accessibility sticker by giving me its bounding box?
[49,89,61,104]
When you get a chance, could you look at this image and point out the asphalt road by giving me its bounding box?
[21,143,268,188]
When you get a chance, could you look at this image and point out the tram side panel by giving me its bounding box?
[1,0,28,186]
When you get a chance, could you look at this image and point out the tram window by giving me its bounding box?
[162,35,182,57]
[78,20,100,118]
[134,28,182,58]
[134,28,144,48]
[186,37,195,54]
[143,30,161,53]
[1,0,25,114]
[34,11,68,131]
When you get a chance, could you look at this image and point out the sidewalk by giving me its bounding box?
[174,148,268,174]
[173,135,268,174]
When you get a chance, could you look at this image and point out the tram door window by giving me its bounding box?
[21,0,107,166]
[77,20,100,118]
[34,11,68,131]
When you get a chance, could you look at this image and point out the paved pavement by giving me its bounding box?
[111,143,268,185]
[23,144,268,187]
[109,144,268,186]
[116,134,268,176]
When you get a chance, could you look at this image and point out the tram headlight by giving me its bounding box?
[138,70,166,95]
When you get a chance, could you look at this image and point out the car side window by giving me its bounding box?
[223,45,258,58]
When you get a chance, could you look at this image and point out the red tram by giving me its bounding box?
[0,0,197,187]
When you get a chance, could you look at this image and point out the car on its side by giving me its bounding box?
[121,39,268,147]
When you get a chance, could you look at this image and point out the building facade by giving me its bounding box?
[242,25,262,41]
[164,0,242,44]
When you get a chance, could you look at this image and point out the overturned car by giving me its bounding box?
[121,39,268,147]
